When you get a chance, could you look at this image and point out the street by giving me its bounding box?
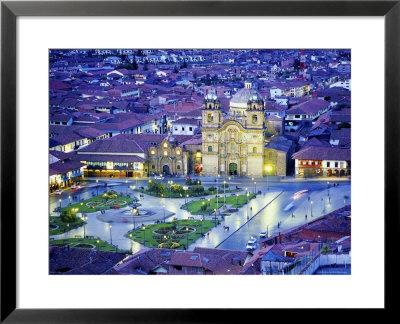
[49,177,351,253]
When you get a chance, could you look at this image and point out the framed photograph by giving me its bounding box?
[1,0,397,322]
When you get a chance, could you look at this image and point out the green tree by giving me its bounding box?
[320,244,332,254]
[170,184,184,195]
[147,181,166,194]
[208,186,216,192]
[185,179,193,186]
[191,185,204,194]
[61,209,77,223]
[221,183,229,188]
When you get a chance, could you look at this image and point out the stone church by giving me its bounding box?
[201,82,269,178]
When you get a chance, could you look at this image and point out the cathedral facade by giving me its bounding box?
[201,82,267,178]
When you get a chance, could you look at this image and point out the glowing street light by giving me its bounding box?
[142,226,146,246]
[186,227,189,249]
[265,165,272,190]
[109,224,113,245]
[223,180,226,207]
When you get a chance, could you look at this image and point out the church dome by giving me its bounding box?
[230,88,263,108]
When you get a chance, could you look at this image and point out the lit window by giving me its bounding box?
[176,150,180,155]
[164,151,168,156]
[163,143,168,148]
[151,150,155,154]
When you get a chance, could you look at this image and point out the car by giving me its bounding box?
[259,231,267,238]
[54,190,62,195]
[71,185,79,190]
[293,189,308,200]
[247,236,257,244]
[154,175,164,180]
[246,241,257,251]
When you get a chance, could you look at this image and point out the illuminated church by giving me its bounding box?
[201,82,268,177]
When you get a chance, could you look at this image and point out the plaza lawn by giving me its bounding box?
[125,219,216,250]
[61,192,132,214]
[49,216,85,235]
[182,194,255,215]
[49,238,128,253]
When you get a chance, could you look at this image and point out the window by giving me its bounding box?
[164,151,168,156]
[207,113,213,122]
[177,165,181,170]
[295,115,300,118]
[335,162,338,168]
[253,147,257,153]
[151,150,155,155]
[152,165,155,169]
[208,146,212,152]
[231,143,235,152]
[163,143,168,148]
[252,115,258,123]
[176,150,180,155]
[189,127,192,131]
[327,162,331,167]
[269,152,273,160]
[182,127,185,131]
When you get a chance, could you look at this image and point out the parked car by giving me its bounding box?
[154,175,164,180]
[259,231,267,238]
[71,185,78,189]
[246,241,257,251]
[247,236,257,244]
[54,190,62,195]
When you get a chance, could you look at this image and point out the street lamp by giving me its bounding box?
[236,193,239,208]
[125,180,128,195]
[327,181,330,197]
[265,165,272,190]
[246,191,250,219]
[223,180,226,207]
[96,239,100,251]
[81,215,87,238]
[163,201,166,223]
[216,174,220,214]
[68,195,71,205]
[129,233,133,253]
[96,179,99,196]
[109,224,113,245]
[131,208,136,230]
[186,227,189,250]
[142,226,146,246]
[213,209,217,226]
[254,181,257,195]
[59,199,62,210]
[310,201,313,217]
[200,218,203,236]
[135,176,138,187]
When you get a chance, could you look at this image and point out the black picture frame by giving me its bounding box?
[1,0,398,322]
